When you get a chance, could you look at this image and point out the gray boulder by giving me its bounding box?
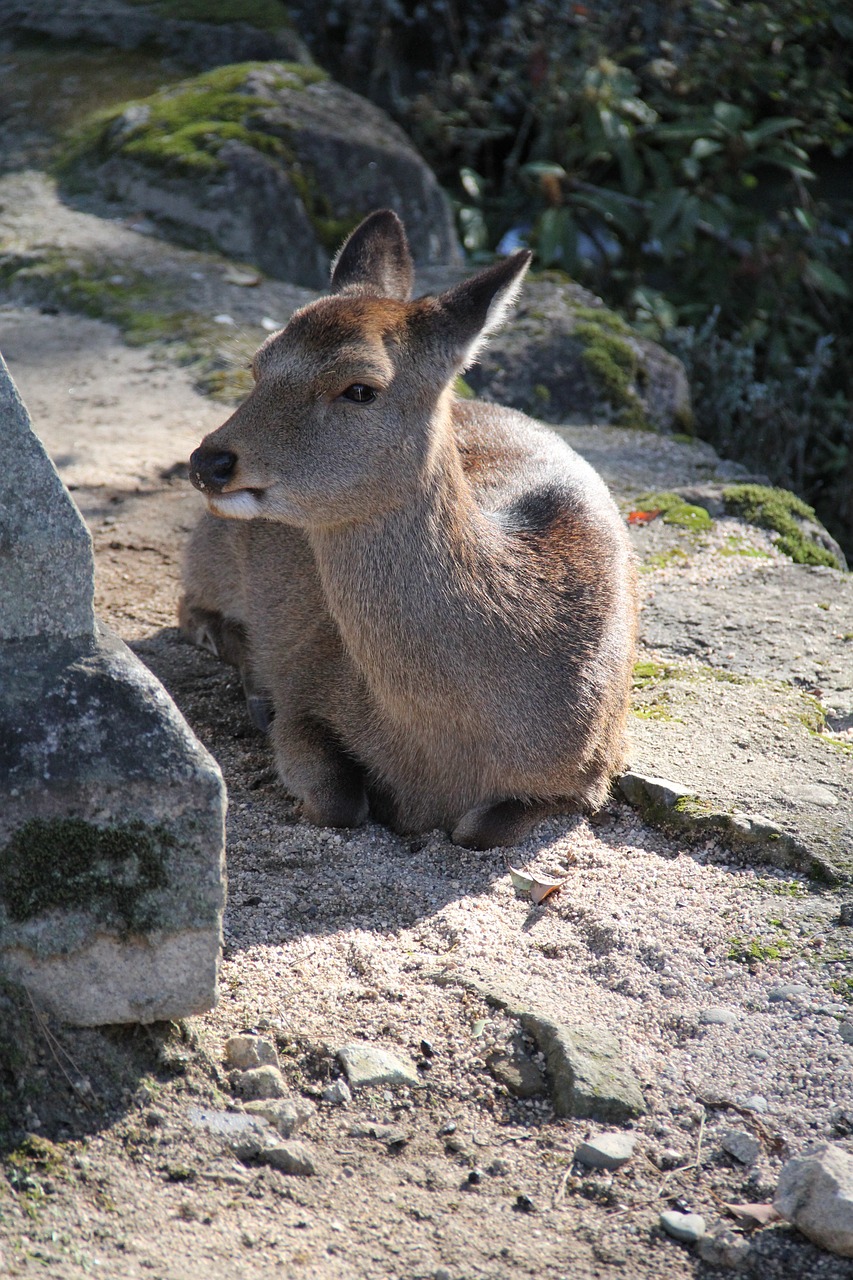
[0,0,311,71]
[774,1143,853,1258]
[0,355,226,1025]
[463,276,691,434]
[60,63,461,289]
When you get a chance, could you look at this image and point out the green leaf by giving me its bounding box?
[615,139,643,195]
[803,260,851,298]
[742,117,802,145]
[459,167,485,200]
[794,207,817,232]
[649,187,686,238]
[522,161,568,180]
[712,102,748,132]
[690,137,723,162]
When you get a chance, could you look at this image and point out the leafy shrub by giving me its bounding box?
[290,0,853,557]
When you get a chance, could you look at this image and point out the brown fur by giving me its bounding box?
[180,211,637,848]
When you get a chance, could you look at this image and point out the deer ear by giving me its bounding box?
[330,210,415,301]
[433,251,532,371]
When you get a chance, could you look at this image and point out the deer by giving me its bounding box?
[179,210,637,849]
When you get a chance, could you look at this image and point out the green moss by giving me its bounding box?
[0,817,173,934]
[640,546,690,572]
[632,659,669,688]
[572,307,650,430]
[723,484,841,569]
[718,534,772,559]
[727,934,791,965]
[631,704,680,722]
[125,0,291,27]
[635,491,712,531]
[58,62,325,182]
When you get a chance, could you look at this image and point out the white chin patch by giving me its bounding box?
[207,490,264,520]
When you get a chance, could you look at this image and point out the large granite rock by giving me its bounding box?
[60,62,462,289]
[463,275,691,434]
[0,0,311,71]
[0,356,226,1025]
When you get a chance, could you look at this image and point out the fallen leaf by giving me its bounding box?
[531,878,565,904]
[627,509,662,525]
[224,267,262,286]
[722,1201,780,1228]
[508,866,534,894]
[508,865,567,904]
[471,1018,487,1037]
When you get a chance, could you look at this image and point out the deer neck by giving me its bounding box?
[307,414,493,697]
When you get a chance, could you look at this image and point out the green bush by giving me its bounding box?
[291,0,853,557]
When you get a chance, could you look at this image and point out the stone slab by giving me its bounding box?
[0,626,226,1024]
[0,353,94,640]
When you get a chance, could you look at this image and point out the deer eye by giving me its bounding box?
[340,383,376,403]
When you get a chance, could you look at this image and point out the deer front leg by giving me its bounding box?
[270,712,369,828]
[178,599,274,732]
[451,797,556,849]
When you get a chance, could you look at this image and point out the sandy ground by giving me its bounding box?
[1,303,852,1280]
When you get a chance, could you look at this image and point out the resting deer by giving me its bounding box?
[180,210,637,849]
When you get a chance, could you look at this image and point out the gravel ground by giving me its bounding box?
[1,304,852,1280]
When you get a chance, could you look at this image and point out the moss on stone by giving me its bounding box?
[0,817,173,934]
[640,546,690,572]
[570,306,650,430]
[636,491,712,532]
[58,62,325,182]
[125,0,292,28]
[722,483,841,569]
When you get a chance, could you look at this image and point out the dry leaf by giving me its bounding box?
[509,866,534,894]
[627,509,662,526]
[508,866,567,904]
[722,1201,780,1228]
[224,267,262,287]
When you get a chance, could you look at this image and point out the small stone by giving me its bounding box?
[187,1107,271,1159]
[768,984,810,1002]
[243,1097,315,1137]
[514,1194,536,1213]
[747,1048,769,1061]
[699,1006,739,1026]
[740,1094,769,1114]
[838,901,853,926]
[236,1065,289,1101]
[519,1015,645,1122]
[487,1033,547,1098]
[224,1035,279,1071]
[721,1129,761,1166]
[660,1210,706,1243]
[575,1132,636,1171]
[337,1042,420,1089]
[774,1142,853,1257]
[322,1079,352,1106]
[260,1140,318,1177]
[839,1021,853,1045]
[697,1227,751,1269]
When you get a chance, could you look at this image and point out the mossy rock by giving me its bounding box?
[463,277,691,432]
[0,0,309,72]
[723,484,846,570]
[56,62,461,289]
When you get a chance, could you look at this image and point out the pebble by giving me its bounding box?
[224,1035,279,1071]
[774,1142,853,1258]
[660,1210,706,1243]
[696,1227,752,1269]
[259,1140,319,1177]
[243,1097,315,1137]
[838,901,853,926]
[575,1132,636,1171]
[187,1107,271,1159]
[337,1042,421,1089]
[699,1006,739,1026]
[839,1021,853,1045]
[747,1048,769,1061]
[768,984,811,1002]
[721,1129,761,1166]
[236,1065,289,1101]
[740,1094,769,1114]
[322,1079,353,1106]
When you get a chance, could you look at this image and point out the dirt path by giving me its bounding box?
[1,287,852,1279]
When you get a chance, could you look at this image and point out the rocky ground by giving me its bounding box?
[1,183,852,1278]
[0,33,852,1280]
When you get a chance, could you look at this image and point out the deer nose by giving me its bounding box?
[189,446,238,493]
